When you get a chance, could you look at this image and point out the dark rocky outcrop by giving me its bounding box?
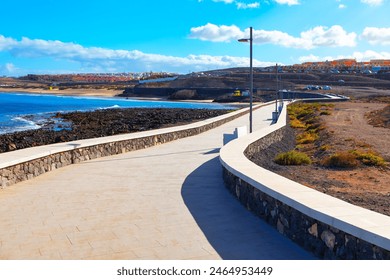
[0,108,231,153]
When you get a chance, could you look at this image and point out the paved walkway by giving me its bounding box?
[0,104,315,260]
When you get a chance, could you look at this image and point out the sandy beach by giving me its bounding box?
[0,87,229,105]
[0,87,122,97]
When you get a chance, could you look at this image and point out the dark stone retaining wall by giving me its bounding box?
[222,124,390,260]
[0,108,252,188]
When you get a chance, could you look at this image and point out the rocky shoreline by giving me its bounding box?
[0,108,232,153]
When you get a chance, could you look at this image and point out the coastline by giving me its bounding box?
[0,87,242,105]
[0,90,241,136]
[0,87,122,97]
[0,108,233,153]
[0,87,217,103]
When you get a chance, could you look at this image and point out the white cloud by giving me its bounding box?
[298,54,348,63]
[361,27,390,45]
[189,23,244,42]
[189,24,357,49]
[299,50,390,63]
[212,0,234,3]
[0,63,18,74]
[352,50,390,60]
[339,4,347,8]
[204,0,304,9]
[252,29,308,48]
[301,25,357,48]
[361,0,384,6]
[274,0,300,5]
[0,34,273,74]
[5,63,17,73]
[236,1,260,9]
[0,35,18,51]
[298,54,321,63]
[211,0,260,9]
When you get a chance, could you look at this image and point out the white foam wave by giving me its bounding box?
[11,116,42,130]
[98,105,121,110]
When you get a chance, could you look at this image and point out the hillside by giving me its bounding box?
[120,69,390,101]
[2,68,390,102]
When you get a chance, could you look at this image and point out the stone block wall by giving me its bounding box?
[222,122,390,259]
[243,127,286,158]
[223,167,390,259]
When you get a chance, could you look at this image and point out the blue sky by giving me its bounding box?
[0,0,389,76]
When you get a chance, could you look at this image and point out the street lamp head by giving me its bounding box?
[238,27,253,43]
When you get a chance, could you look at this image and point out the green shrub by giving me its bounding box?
[351,150,386,166]
[296,131,319,144]
[305,122,321,131]
[320,145,331,151]
[288,103,315,120]
[290,118,306,128]
[320,110,331,116]
[274,151,312,165]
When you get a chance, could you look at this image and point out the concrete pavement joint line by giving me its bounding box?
[220,102,390,258]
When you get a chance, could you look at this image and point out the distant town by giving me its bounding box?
[18,71,178,84]
[290,59,390,74]
[0,59,389,91]
[12,59,390,83]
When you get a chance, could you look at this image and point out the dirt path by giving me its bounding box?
[317,102,390,214]
[326,102,390,160]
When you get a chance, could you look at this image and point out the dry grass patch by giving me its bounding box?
[351,150,387,167]
[322,150,386,168]
[322,151,359,168]
[275,150,312,165]
[296,131,319,144]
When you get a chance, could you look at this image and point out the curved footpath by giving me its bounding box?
[0,103,315,260]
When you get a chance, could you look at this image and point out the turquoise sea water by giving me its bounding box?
[0,92,233,134]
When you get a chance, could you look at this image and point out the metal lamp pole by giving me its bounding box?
[238,27,253,133]
[275,63,278,112]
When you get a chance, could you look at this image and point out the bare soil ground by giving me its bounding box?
[250,100,390,216]
[306,102,390,215]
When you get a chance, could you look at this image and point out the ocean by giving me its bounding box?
[0,92,233,134]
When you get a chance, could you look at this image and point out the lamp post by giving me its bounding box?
[272,63,279,122]
[238,27,253,133]
[275,63,278,112]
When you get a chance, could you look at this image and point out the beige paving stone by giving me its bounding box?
[59,243,112,260]
[0,105,315,260]
[66,231,97,246]
[186,254,221,260]
[109,240,142,254]
[50,232,73,243]
[84,252,135,260]
[19,241,49,254]
[36,250,63,260]
[42,238,73,252]
[105,251,139,260]
[31,226,63,237]
[1,240,27,252]
[152,245,193,260]
[4,248,42,260]
[131,246,161,259]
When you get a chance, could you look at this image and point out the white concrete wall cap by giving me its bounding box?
[0,104,256,170]
[219,102,390,251]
